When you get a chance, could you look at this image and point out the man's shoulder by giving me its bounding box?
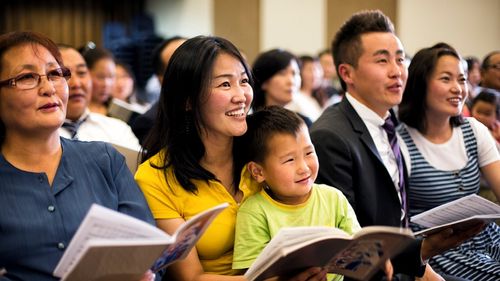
[311,102,358,137]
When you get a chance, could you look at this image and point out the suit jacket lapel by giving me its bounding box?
[339,98,384,165]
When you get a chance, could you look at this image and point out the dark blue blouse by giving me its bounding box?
[0,138,154,281]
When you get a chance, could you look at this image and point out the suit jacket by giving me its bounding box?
[310,98,424,278]
[130,102,158,145]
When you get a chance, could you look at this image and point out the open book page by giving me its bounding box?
[150,202,229,272]
[410,194,500,236]
[55,203,229,280]
[245,226,413,281]
[111,143,140,173]
[246,227,346,280]
[54,204,168,278]
[62,240,168,281]
[108,98,148,123]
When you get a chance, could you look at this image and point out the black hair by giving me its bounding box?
[471,90,500,118]
[151,36,186,77]
[331,10,395,91]
[235,106,305,166]
[252,49,297,110]
[399,43,465,132]
[142,35,253,193]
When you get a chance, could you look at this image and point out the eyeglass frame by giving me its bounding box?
[0,67,72,90]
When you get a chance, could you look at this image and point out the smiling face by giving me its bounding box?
[249,124,318,205]
[262,59,301,106]
[0,44,68,136]
[60,48,91,121]
[426,55,468,120]
[199,52,253,141]
[339,32,407,117]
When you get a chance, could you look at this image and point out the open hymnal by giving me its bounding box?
[108,98,149,123]
[244,226,414,281]
[53,203,228,281]
[411,194,500,236]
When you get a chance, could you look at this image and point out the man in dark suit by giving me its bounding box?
[311,10,483,281]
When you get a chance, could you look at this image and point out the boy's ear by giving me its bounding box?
[247,161,265,183]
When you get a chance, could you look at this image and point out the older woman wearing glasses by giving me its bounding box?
[0,31,155,281]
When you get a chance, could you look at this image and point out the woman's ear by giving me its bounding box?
[247,161,265,183]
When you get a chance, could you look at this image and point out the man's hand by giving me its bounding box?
[420,221,485,260]
[139,270,156,281]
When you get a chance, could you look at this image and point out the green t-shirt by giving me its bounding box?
[233,184,361,280]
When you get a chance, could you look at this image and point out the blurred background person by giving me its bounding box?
[479,51,500,92]
[285,55,323,122]
[130,36,186,144]
[316,49,343,108]
[59,45,140,150]
[252,49,312,126]
[82,46,116,116]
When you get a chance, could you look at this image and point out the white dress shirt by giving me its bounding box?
[59,109,141,151]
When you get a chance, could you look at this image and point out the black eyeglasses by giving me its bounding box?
[0,67,71,90]
[485,63,500,71]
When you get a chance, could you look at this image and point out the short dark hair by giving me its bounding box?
[0,31,64,144]
[471,90,500,118]
[331,10,395,91]
[399,43,464,132]
[481,50,500,70]
[252,49,297,110]
[237,106,305,165]
[151,36,186,77]
[465,56,480,72]
[142,35,252,193]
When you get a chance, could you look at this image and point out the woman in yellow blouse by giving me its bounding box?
[135,36,328,281]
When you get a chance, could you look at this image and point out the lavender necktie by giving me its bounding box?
[382,116,409,227]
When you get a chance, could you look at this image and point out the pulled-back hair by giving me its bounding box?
[252,49,297,110]
[399,43,464,132]
[236,106,304,166]
[142,35,253,193]
[0,31,64,144]
[331,10,395,91]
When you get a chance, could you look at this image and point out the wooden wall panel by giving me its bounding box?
[213,0,260,64]
[0,0,144,49]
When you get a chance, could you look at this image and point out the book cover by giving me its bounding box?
[245,226,414,281]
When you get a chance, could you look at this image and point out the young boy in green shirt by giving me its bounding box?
[232,106,361,281]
